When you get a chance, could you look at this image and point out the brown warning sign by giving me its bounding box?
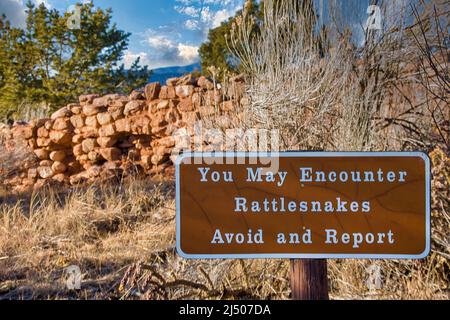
[176,152,430,259]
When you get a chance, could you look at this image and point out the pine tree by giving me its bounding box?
[0,1,150,118]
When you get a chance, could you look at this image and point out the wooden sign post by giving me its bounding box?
[290,259,329,300]
[175,152,430,300]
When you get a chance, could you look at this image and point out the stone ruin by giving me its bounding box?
[1,74,247,191]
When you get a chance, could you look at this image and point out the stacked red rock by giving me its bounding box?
[19,74,246,187]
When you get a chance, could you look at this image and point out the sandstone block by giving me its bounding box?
[115,118,131,133]
[101,94,122,105]
[97,112,112,126]
[37,127,49,138]
[147,100,159,113]
[109,97,129,108]
[44,120,53,130]
[175,85,194,99]
[52,174,66,183]
[70,115,85,128]
[80,126,98,138]
[92,96,109,107]
[154,145,168,157]
[153,124,170,135]
[79,94,99,105]
[108,106,124,120]
[128,89,144,100]
[100,148,122,161]
[88,151,102,162]
[73,144,84,157]
[159,86,176,99]
[82,138,97,153]
[83,104,106,116]
[177,73,196,85]
[97,137,117,148]
[28,139,38,149]
[124,100,145,115]
[166,77,178,86]
[49,131,72,145]
[53,118,72,131]
[36,138,51,147]
[130,116,150,135]
[52,161,67,174]
[144,82,161,101]
[49,150,66,162]
[87,165,102,178]
[198,76,214,90]
[37,166,54,179]
[70,105,82,115]
[157,100,170,110]
[72,134,83,144]
[78,155,89,163]
[159,86,168,99]
[51,107,72,120]
[98,124,116,137]
[85,115,99,128]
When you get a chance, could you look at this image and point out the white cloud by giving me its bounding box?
[123,50,150,69]
[0,0,51,27]
[146,35,174,49]
[184,19,199,30]
[210,8,234,28]
[175,5,199,17]
[0,0,27,27]
[175,0,243,38]
[131,28,199,69]
[177,43,199,62]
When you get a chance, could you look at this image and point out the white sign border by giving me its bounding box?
[175,152,431,260]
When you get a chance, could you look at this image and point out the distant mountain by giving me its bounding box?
[149,63,201,84]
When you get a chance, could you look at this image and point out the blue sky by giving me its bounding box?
[0,0,245,69]
[1,0,412,69]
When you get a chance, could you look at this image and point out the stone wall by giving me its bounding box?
[15,74,246,188]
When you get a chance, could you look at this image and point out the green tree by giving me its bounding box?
[0,1,150,118]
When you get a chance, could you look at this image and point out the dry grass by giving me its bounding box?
[0,150,448,300]
[0,176,175,299]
